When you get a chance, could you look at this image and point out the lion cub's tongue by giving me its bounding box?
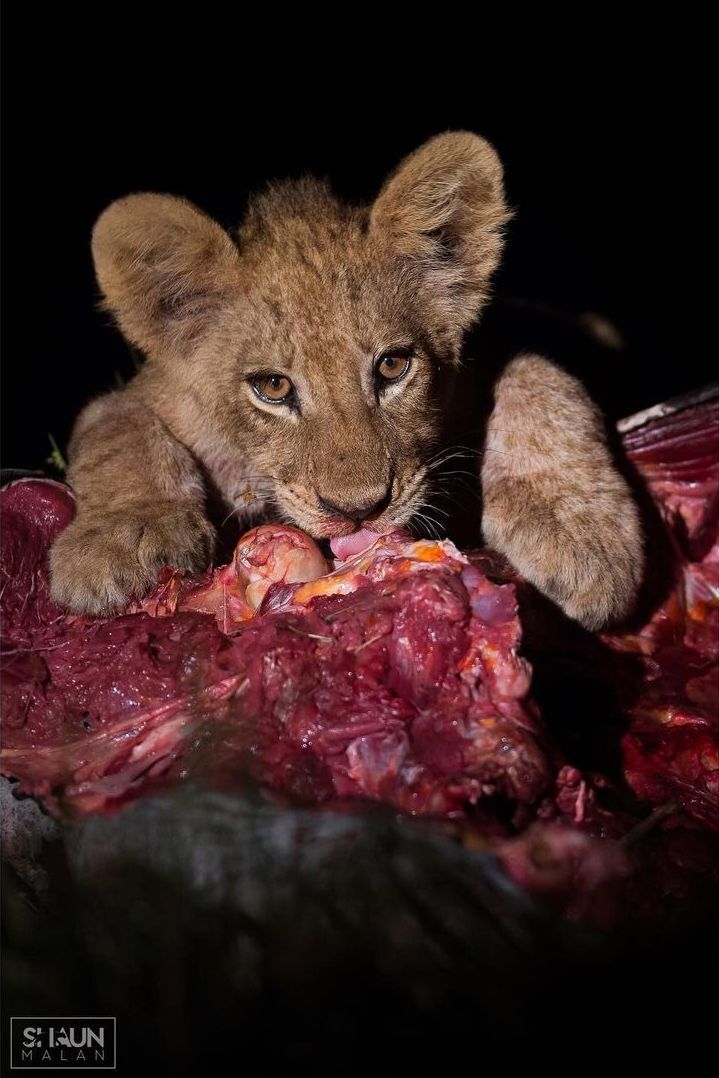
[330,528,380,562]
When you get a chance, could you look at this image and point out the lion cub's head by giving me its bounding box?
[92,133,508,539]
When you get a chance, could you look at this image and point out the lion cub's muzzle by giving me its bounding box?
[317,479,393,528]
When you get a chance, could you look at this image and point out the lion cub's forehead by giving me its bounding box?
[239,177,364,249]
[236,179,409,361]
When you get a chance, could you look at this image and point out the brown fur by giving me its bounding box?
[49,132,643,628]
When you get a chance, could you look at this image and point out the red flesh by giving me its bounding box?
[1,396,717,923]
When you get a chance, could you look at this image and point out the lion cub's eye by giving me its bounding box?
[375,353,412,386]
[250,374,294,405]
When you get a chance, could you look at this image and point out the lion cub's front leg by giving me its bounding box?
[49,390,215,615]
[480,354,643,630]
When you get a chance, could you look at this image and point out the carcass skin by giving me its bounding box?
[1,391,717,924]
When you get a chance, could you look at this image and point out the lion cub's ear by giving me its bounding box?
[371,132,509,343]
[92,194,241,361]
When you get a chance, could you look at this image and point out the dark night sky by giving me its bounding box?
[1,13,716,471]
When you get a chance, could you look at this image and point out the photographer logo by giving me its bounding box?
[10,1019,116,1069]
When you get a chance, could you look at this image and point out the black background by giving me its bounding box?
[1,12,716,471]
[1,19,718,1070]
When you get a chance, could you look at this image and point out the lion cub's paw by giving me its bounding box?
[482,481,644,631]
[49,505,215,616]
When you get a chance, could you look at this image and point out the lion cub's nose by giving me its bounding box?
[318,483,393,526]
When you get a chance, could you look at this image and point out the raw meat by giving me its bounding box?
[610,398,719,830]
[1,485,549,820]
[1,390,717,924]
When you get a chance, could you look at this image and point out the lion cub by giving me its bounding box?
[49,132,643,629]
